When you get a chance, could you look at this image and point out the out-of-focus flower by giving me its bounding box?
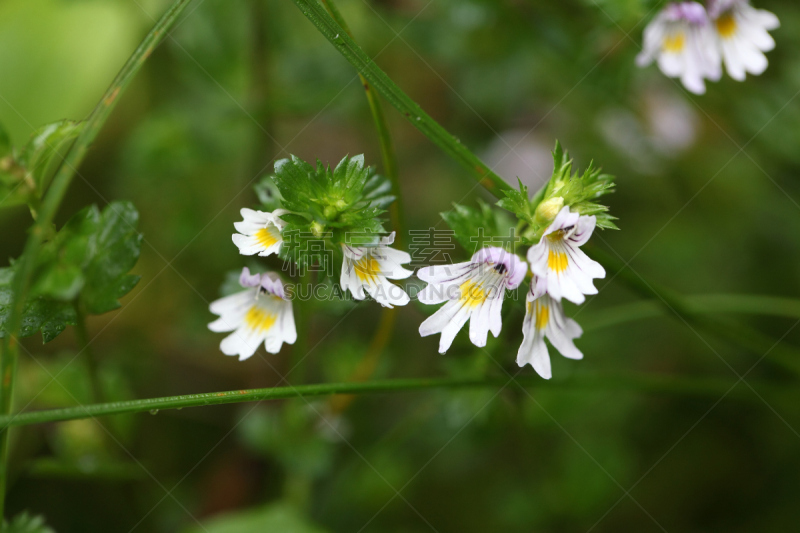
[527,207,605,305]
[417,247,526,353]
[232,208,287,257]
[636,2,721,94]
[340,232,413,308]
[517,276,583,379]
[208,267,296,360]
[708,0,779,81]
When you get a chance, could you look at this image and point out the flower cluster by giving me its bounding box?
[208,155,413,359]
[636,0,779,94]
[417,207,605,379]
[208,146,614,380]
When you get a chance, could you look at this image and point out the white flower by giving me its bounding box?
[208,267,296,360]
[418,247,526,353]
[340,232,413,308]
[636,2,721,94]
[527,206,605,305]
[232,208,287,257]
[517,276,583,379]
[708,0,779,81]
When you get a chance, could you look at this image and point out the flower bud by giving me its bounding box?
[535,196,564,226]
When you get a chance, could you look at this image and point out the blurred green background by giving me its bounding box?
[2,0,800,530]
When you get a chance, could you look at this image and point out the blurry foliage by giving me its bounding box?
[183,501,327,533]
[2,0,800,531]
[0,202,141,343]
[2,512,55,533]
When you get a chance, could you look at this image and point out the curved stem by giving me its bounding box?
[0,0,193,518]
[591,247,800,375]
[290,0,511,199]
[0,372,781,429]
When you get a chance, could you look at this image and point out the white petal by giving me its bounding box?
[417,262,473,285]
[437,305,471,354]
[209,290,253,316]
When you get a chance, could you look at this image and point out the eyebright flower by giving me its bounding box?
[708,0,779,81]
[517,276,583,379]
[340,232,413,308]
[636,2,721,94]
[417,247,526,353]
[527,206,605,305]
[208,267,296,360]
[232,208,287,257]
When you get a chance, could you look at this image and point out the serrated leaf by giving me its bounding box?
[18,120,83,195]
[31,201,142,313]
[80,201,143,314]
[0,267,78,343]
[2,511,56,533]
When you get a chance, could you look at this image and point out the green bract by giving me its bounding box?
[440,200,516,253]
[0,201,142,343]
[268,154,393,271]
[498,141,617,245]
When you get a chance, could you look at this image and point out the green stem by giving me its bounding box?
[0,373,780,429]
[318,0,404,412]
[290,0,511,199]
[319,0,404,245]
[591,247,800,375]
[0,0,193,518]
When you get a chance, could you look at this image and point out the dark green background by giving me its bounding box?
[1,0,799,531]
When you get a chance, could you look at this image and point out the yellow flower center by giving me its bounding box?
[662,32,686,53]
[244,306,277,333]
[255,226,280,249]
[355,256,381,283]
[459,279,487,308]
[535,301,550,331]
[716,13,737,39]
[548,250,569,273]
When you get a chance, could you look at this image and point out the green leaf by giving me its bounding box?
[80,201,143,314]
[0,267,77,343]
[2,512,56,533]
[441,200,516,253]
[31,201,142,313]
[17,120,84,195]
[182,502,327,533]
